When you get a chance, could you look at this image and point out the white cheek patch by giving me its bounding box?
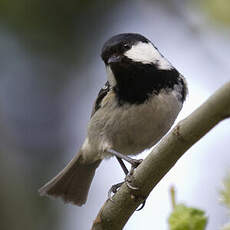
[124,42,173,70]
[106,66,117,87]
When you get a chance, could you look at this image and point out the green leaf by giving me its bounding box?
[168,204,208,230]
[220,174,230,210]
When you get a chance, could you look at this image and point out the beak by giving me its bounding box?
[107,55,122,65]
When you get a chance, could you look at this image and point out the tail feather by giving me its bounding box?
[39,151,101,206]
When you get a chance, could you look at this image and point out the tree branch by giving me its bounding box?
[91,82,230,230]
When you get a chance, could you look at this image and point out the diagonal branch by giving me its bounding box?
[91,82,230,230]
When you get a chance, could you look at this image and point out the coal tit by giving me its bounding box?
[39,33,188,205]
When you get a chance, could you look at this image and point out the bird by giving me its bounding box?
[39,33,188,206]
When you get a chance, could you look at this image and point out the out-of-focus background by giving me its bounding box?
[0,0,230,229]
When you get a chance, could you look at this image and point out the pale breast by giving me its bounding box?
[87,89,182,156]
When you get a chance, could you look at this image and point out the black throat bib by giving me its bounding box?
[110,60,186,105]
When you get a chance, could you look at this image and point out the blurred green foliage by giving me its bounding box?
[168,187,207,230]
[220,173,230,210]
[0,0,117,54]
[0,0,91,37]
[199,0,230,26]
[168,204,208,230]
[0,0,107,29]
[220,173,230,230]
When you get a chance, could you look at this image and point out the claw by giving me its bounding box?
[108,178,147,211]
[136,200,146,211]
[108,182,124,201]
[124,169,147,211]
[131,159,143,168]
[126,180,139,190]
[125,173,139,190]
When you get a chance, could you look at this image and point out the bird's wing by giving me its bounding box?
[90,81,111,117]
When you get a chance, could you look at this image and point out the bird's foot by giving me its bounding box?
[107,149,145,210]
[108,172,146,211]
[108,182,124,201]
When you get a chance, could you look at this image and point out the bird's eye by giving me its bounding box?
[123,43,130,50]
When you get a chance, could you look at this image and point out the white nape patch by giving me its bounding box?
[124,42,172,70]
[106,66,117,87]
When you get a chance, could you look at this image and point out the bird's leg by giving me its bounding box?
[108,157,131,200]
[108,149,143,168]
[108,149,143,189]
[116,156,129,175]
[107,149,146,211]
[107,157,129,200]
[108,149,143,190]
